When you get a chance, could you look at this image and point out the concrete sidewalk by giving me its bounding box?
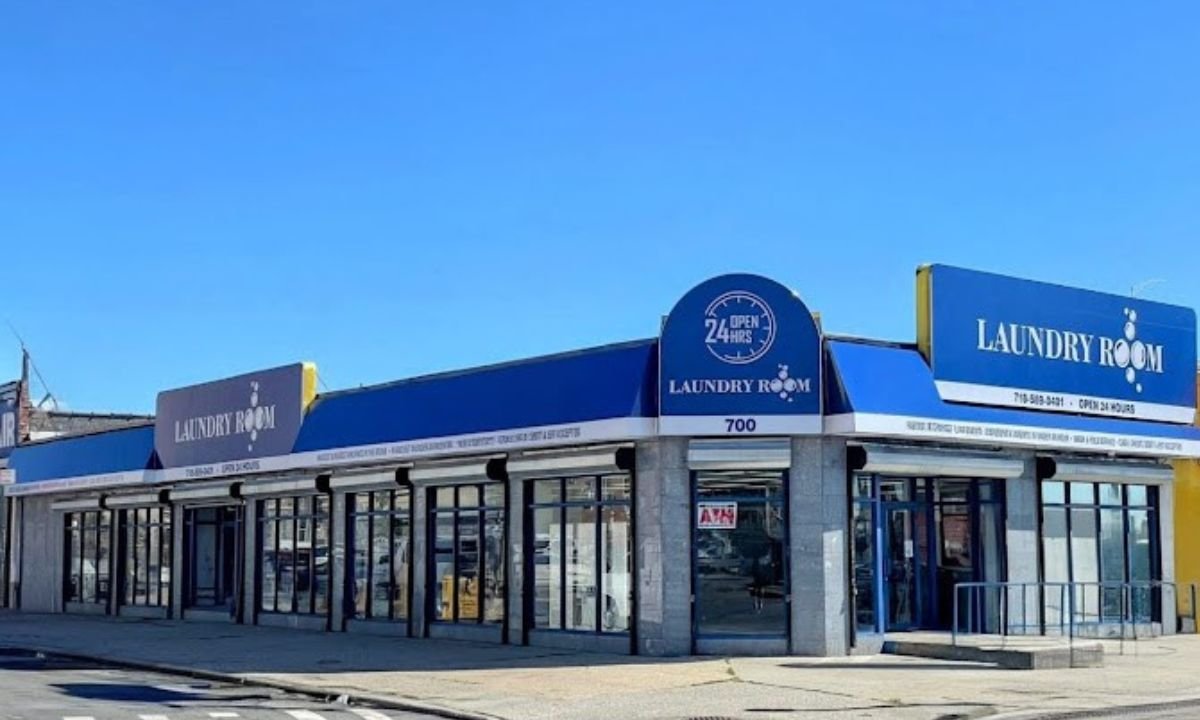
[2,613,1199,720]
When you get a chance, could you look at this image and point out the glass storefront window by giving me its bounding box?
[429,482,506,625]
[349,488,411,623]
[1040,481,1159,628]
[258,494,330,616]
[852,500,875,631]
[63,510,111,605]
[123,507,171,608]
[694,470,787,637]
[527,474,632,635]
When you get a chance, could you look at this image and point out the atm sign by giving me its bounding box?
[697,502,738,530]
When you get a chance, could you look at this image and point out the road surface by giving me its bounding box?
[0,649,427,720]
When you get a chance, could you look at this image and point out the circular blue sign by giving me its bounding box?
[703,290,776,365]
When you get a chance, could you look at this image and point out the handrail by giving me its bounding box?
[951,580,1198,646]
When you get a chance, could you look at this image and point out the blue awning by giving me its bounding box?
[826,340,1200,458]
[6,424,158,494]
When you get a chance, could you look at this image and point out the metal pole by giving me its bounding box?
[953,584,959,646]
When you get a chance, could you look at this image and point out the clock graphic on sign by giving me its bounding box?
[703,290,776,364]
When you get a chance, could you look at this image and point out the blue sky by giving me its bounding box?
[2,3,1198,413]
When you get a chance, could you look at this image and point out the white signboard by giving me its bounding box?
[697,501,738,530]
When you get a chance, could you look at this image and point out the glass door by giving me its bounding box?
[693,470,788,638]
[884,506,921,630]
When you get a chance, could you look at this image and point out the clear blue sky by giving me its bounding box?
[2,4,1198,413]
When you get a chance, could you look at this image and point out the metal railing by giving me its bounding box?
[952,581,1200,646]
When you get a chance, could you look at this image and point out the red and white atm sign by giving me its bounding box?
[697,501,738,530]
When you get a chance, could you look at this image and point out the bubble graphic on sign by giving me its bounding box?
[1119,308,1146,394]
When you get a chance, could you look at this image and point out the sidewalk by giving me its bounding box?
[2,612,1200,720]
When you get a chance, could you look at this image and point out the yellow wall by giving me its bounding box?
[1174,375,1200,596]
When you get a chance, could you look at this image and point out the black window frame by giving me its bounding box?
[120,506,172,609]
[256,494,331,617]
[524,474,633,636]
[62,509,111,606]
[427,482,506,626]
[348,488,413,623]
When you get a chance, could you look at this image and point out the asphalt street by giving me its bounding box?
[0,649,425,720]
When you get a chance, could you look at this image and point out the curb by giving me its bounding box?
[986,695,1200,720]
[11,644,498,720]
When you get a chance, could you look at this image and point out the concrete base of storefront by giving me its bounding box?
[346,618,411,637]
[428,621,504,643]
[117,605,168,620]
[526,628,632,654]
[182,607,236,623]
[64,602,107,615]
[884,632,1105,669]
[257,612,328,632]
[694,636,789,656]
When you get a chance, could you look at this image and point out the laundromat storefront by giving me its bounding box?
[3,264,1199,658]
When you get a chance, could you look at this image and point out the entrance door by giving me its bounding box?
[692,470,788,640]
[883,506,926,630]
[184,506,243,619]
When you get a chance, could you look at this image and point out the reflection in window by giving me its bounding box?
[528,475,632,635]
[350,488,411,622]
[694,471,786,637]
[258,495,330,615]
[1041,482,1159,628]
[123,507,172,608]
[429,483,506,625]
[63,510,111,605]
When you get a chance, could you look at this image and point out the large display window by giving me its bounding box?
[428,483,505,625]
[527,474,632,635]
[258,495,331,616]
[121,507,171,608]
[64,510,111,606]
[693,470,788,637]
[1041,481,1159,627]
[350,489,411,623]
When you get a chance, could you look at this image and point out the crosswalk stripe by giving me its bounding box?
[285,711,327,720]
[209,714,240,718]
[63,716,94,720]
[349,709,392,720]
[140,716,170,720]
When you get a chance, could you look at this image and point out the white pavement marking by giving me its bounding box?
[209,714,240,718]
[63,716,94,720]
[140,716,170,720]
[284,711,328,720]
[349,709,392,720]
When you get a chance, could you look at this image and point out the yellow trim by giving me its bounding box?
[916,264,933,361]
[301,362,319,410]
[1174,373,1200,610]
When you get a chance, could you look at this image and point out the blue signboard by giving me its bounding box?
[155,363,316,474]
[659,274,822,435]
[919,265,1198,423]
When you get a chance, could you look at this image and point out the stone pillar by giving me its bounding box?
[1159,481,1177,635]
[790,436,849,656]
[635,437,691,656]
[1004,456,1041,634]
[241,499,257,624]
[506,478,525,645]
[330,491,348,631]
[410,487,428,637]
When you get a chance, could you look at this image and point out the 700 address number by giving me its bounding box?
[724,417,757,433]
